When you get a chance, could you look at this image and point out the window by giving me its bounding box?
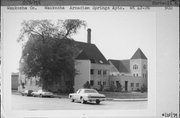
[98,70,101,75]
[133,74,135,77]
[143,64,147,69]
[90,59,96,63]
[136,74,138,77]
[136,83,139,87]
[98,81,101,85]
[133,64,138,70]
[111,81,114,85]
[131,83,134,87]
[90,80,94,86]
[103,82,106,85]
[90,69,94,75]
[99,60,103,63]
[103,70,107,75]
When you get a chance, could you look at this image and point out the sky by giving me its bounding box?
[3,11,156,73]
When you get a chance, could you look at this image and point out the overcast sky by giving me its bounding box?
[3,11,156,72]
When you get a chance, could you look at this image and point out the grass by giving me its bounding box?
[99,91,147,99]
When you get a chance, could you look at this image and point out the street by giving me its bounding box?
[12,94,147,110]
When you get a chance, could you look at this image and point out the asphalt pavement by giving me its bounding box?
[12,94,147,110]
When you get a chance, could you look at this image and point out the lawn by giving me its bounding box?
[99,91,148,99]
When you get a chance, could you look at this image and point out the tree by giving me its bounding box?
[18,19,86,92]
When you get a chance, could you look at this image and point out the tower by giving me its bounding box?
[130,48,148,80]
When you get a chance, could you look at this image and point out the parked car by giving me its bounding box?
[69,88,106,104]
[21,90,33,96]
[32,90,53,97]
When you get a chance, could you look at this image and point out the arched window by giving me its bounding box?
[133,64,138,69]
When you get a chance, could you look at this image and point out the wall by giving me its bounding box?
[90,63,111,90]
[130,59,148,78]
[11,73,19,90]
[74,60,91,92]
[110,75,147,91]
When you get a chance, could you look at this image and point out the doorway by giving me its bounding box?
[125,81,128,91]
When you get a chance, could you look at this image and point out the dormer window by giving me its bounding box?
[90,59,96,63]
[99,60,103,64]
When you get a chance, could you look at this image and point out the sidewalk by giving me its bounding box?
[106,98,148,101]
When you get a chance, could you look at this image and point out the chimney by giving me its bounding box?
[87,28,91,44]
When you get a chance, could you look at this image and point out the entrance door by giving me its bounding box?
[125,81,128,91]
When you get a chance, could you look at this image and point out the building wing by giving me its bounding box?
[75,41,109,64]
[109,59,130,73]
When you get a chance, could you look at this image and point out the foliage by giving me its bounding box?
[83,81,91,89]
[109,82,122,92]
[17,19,86,45]
[140,84,147,93]
[116,82,122,92]
[18,19,86,92]
[109,83,116,92]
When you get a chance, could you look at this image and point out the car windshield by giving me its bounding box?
[84,89,98,93]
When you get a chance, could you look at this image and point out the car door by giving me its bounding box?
[75,89,82,101]
[77,89,84,101]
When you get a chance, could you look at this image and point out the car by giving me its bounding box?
[32,90,53,97]
[69,88,106,104]
[21,90,33,96]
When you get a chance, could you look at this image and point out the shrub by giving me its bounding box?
[83,81,91,89]
[140,84,147,93]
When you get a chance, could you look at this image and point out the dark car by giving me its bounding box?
[21,90,33,96]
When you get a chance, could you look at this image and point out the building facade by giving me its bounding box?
[11,72,19,90]
[18,29,148,93]
[109,48,148,91]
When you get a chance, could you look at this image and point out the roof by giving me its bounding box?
[131,48,147,60]
[109,59,130,73]
[75,41,109,64]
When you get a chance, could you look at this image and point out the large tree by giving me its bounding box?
[18,19,86,92]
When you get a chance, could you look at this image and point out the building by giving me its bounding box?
[11,72,19,90]
[74,29,110,91]
[18,28,148,92]
[108,48,148,91]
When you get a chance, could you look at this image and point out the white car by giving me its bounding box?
[21,90,33,96]
[32,90,53,97]
[69,89,106,104]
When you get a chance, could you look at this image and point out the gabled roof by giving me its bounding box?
[75,42,109,64]
[109,59,130,73]
[131,48,147,60]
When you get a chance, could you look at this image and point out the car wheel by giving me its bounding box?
[39,94,43,98]
[80,97,85,104]
[69,96,74,102]
[96,100,100,104]
[71,98,75,102]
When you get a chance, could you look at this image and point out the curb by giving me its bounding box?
[106,98,148,101]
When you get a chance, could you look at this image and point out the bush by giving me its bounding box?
[140,84,147,93]
[116,82,122,92]
[83,81,91,89]
[109,84,116,92]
